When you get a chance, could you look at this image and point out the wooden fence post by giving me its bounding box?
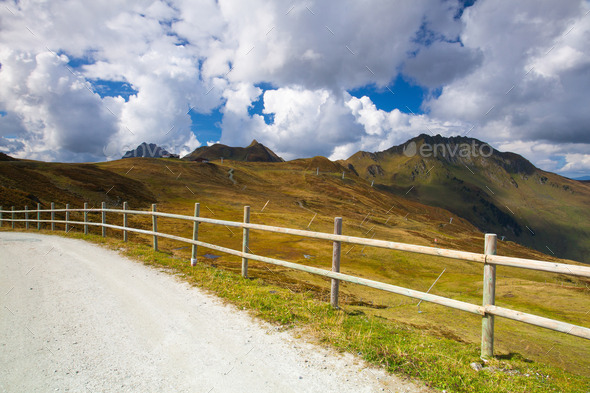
[101,202,106,237]
[11,206,15,229]
[191,203,200,266]
[331,217,343,308]
[50,203,55,231]
[152,204,158,251]
[0,206,3,227]
[65,204,70,232]
[242,205,250,278]
[123,202,128,242]
[37,203,41,230]
[25,206,29,230]
[481,233,497,359]
[83,203,88,235]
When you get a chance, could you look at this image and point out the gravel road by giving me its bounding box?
[0,232,430,393]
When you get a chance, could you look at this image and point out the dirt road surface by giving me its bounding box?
[0,232,429,392]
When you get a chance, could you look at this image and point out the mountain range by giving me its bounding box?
[182,140,284,162]
[122,142,178,159]
[342,134,590,262]
[1,134,589,263]
[121,140,283,163]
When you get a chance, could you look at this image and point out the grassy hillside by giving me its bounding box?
[343,134,590,263]
[1,154,589,383]
[0,159,155,209]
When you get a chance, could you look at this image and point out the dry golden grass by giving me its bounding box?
[1,156,589,377]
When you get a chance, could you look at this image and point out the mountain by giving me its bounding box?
[122,142,177,159]
[573,175,590,181]
[342,134,590,262]
[182,140,283,163]
[0,152,16,161]
[0,160,155,209]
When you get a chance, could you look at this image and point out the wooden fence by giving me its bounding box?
[1,203,589,359]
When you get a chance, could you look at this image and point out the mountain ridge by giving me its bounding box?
[0,152,16,161]
[1,133,588,261]
[342,134,590,262]
[182,140,283,163]
[122,142,177,159]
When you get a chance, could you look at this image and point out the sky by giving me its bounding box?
[0,0,589,178]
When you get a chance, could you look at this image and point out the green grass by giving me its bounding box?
[344,136,590,264]
[4,227,589,392]
[2,156,589,387]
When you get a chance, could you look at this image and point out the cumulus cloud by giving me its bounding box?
[0,50,119,161]
[0,0,219,161]
[404,41,483,88]
[0,0,589,176]
[218,85,364,160]
[343,94,467,157]
[205,1,440,90]
[218,83,266,148]
[426,0,590,143]
[259,87,363,160]
[560,153,590,175]
[0,111,27,138]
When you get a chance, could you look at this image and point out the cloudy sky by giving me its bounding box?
[1,0,589,178]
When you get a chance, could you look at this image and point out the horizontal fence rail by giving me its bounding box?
[1,204,589,359]
[30,207,590,278]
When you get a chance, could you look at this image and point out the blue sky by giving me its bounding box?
[91,80,138,102]
[162,75,426,148]
[87,76,429,146]
[349,76,428,115]
[1,0,590,177]
[189,107,223,143]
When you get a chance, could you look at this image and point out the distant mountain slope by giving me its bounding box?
[0,152,16,161]
[182,140,283,162]
[289,156,350,173]
[342,134,590,262]
[123,142,176,159]
[0,160,155,209]
[2,154,589,375]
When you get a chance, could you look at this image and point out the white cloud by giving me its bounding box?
[0,50,118,160]
[0,0,219,161]
[560,153,590,175]
[218,83,266,148]
[218,86,364,160]
[259,87,363,160]
[0,0,588,177]
[343,94,468,157]
[426,0,590,144]
[403,41,483,88]
[208,0,437,90]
